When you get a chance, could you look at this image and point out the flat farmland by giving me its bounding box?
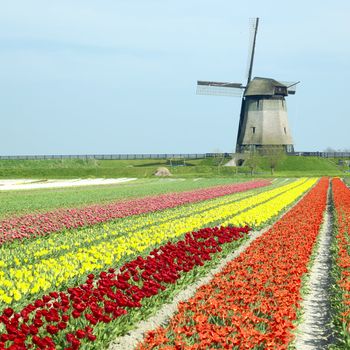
[1,177,350,349]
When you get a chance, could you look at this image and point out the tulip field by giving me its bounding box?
[1,177,350,349]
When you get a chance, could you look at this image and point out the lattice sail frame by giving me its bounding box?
[196,81,244,97]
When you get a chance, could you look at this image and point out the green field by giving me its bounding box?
[0,158,229,178]
[260,156,346,176]
[0,156,347,179]
[0,177,249,219]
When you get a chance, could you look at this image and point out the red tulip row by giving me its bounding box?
[331,178,350,342]
[0,225,251,349]
[0,180,268,245]
[138,178,329,350]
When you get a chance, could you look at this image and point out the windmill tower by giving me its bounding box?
[197,18,299,154]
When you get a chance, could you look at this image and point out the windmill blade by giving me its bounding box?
[196,81,244,97]
[277,81,300,95]
[246,18,259,85]
[235,97,246,151]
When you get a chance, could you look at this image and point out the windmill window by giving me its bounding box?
[252,127,256,134]
[284,127,287,134]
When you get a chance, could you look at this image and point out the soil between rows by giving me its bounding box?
[293,183,335,349]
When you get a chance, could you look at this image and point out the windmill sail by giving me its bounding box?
[196,81,244,97]
[236,98,246,148]
[246,18,259,85]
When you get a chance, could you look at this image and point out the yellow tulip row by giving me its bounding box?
[221,178,317,227]
[0,178,316,307]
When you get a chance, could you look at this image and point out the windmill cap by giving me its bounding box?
[244,77,289,97]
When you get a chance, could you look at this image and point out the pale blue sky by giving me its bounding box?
[1,0,349,155]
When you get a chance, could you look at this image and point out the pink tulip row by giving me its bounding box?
[0,180,269,245]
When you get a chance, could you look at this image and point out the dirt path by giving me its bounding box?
[294,186,335,349]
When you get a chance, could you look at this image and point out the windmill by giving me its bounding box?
[197,18,299,154]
